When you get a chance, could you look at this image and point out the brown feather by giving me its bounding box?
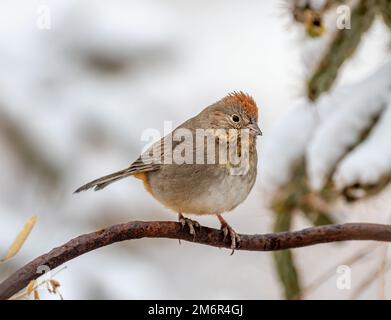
[222,91,258,120]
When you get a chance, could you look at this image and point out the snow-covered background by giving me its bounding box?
[0,0,390,299]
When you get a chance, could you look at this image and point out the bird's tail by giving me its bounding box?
[74,168,134,193]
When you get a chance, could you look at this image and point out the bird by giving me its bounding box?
[75,91,262,252]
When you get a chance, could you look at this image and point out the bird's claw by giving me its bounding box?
[221,224,241,255]
[179,216,200,239]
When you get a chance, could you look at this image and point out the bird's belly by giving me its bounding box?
[183,177,253,214]
[147,165,256,215]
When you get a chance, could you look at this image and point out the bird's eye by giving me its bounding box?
[232,115,240,122]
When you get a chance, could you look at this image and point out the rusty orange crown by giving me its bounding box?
[223,91,258,120]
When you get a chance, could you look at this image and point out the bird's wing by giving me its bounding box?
[74,119,199,192]
[130,116,200,173]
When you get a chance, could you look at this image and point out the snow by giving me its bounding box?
[0,0,297,299]
[261,20,391,192]
[1,0,391,300]
[261,60,391,192]
[295,0,328,10]
[260,101,317,191]
[51,1,176,63]
[309,0,328,10]
[334,97,391,188]
[306,62,391,190]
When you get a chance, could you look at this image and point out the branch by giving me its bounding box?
[379,0,391,29]
[307,0,377,101]
[1,221,391,300]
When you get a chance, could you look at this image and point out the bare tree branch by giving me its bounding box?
[1,221,391,300]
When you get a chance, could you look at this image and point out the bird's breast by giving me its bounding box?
[146,149,257,215]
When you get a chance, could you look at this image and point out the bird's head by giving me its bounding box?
[207,91,262,136]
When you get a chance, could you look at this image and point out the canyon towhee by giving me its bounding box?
[75,92,262,251]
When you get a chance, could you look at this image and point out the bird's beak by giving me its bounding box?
[248,122,263,136]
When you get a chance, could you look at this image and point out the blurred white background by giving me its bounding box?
[0,0,390,299]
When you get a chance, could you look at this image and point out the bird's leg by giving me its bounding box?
[178,213,200,239]
[217,214,241,255]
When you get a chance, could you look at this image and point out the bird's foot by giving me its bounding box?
[221,225,241,255]
[217,215,241,255]
[178,214,200,239]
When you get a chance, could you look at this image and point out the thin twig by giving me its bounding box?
[350,259,391,299]
[378,244,388,299]
[301,243,380,298]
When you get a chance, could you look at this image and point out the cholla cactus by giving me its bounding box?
[269,0,391,299]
